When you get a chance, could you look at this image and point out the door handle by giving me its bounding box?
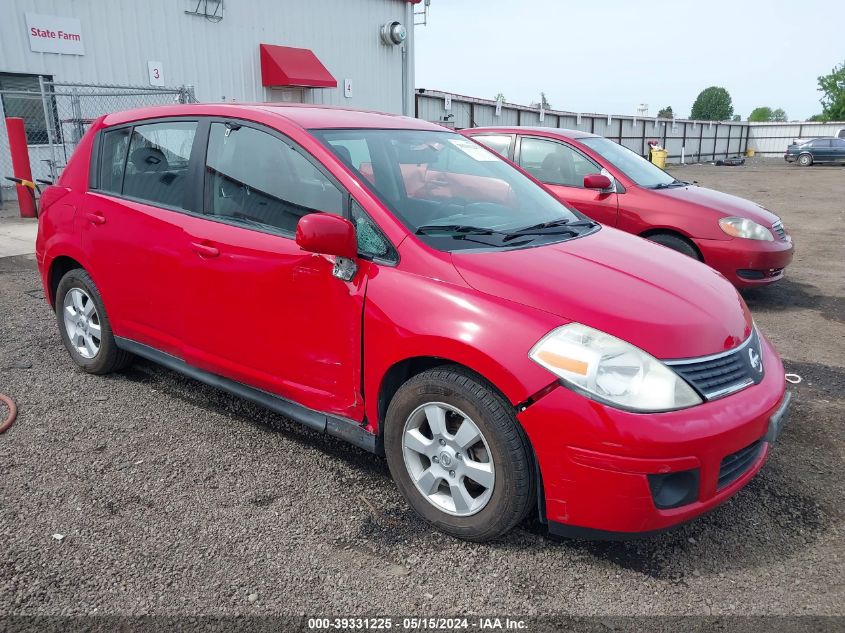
[190,241,220,258]
[85,211,106,225]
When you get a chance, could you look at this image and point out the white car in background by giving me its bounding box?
[792,127,845,146]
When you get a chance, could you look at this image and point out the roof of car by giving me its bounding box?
[100,102,447,131]
[464,126,599,139]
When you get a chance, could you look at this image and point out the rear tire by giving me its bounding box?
[384,366,535,542]
[797,153,813,167]
[55,268,133,374]
[645,232,701,261]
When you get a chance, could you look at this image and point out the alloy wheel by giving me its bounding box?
[401,402,495,517]
[63,287,102,359]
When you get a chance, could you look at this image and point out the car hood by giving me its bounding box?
[450,227,752,360]
[653,185,780,225]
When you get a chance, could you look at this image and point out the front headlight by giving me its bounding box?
[529,323,702,412]
[718,217,774,241]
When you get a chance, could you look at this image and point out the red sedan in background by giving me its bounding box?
[462,127,794,288]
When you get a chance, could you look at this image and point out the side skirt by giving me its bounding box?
[115,337,378,454]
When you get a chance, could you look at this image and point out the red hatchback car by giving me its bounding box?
[462,127,794,288]
[36,104,790,541]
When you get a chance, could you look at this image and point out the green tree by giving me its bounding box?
[817,60,845,121]
[530,92,552,110]
[690,86,734,120]
[732,114,741,121]
[748,106,774,122]
[657,106,674,119]
[808,113,826,121]
[494,92,506,103]
[540,91,551,109]
[749,106,789,122]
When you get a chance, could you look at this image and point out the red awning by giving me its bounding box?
[260,44,337,88]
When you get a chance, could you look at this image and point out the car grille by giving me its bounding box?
[772,220,786,240]
[666,329,764,400]
[718,439,764,489]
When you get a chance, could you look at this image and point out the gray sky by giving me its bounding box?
[415,1,845,120]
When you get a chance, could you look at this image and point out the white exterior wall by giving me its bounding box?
[0,0,412,112]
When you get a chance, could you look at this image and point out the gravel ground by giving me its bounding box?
[0,162,843,625]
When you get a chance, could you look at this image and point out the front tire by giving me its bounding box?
[798,153,813,166]
[384,366,535,541]
[645,232,702,261]
[55,268,133,374]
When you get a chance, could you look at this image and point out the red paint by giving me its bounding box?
[259,44,337,88]
[4,117,37,218]
[583,173,612,190]
[296,214,357,259]
[36,104,788,536]
[463,127,795,288]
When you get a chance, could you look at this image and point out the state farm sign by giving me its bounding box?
[25,13,85,55]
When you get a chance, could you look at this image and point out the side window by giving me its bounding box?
[122,121,197,208]
[98,128,131,194]
[204,123,343,234]
[472,135,512,158]
[351,200,395,261]
[809,139,830,148]
[519,137,600,188]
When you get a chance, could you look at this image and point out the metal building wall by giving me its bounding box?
[0,0,410,113]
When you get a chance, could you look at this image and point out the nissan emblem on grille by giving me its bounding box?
[666,329,765,401]
[748,348,762,373]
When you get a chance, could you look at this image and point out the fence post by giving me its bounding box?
[4,117,37,218]
[38,76,60,182]
[71,87,84,144]
[180,85,196,104]
[697,124,704,162]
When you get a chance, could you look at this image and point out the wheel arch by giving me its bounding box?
[47,255,85,307]
[638,228,704,261]
[376,355,547,525]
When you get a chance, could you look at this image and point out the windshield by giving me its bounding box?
[580,136,676,188]
[312,129,595,251]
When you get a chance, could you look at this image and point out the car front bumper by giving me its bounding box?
[517,332,789,537]
[693,235,794,288]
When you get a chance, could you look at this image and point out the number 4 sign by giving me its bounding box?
[147,61,164,86]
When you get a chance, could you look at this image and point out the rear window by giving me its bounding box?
[96,120,197,209]
[98,128,130,194]
[471,135,513,159]
[123,122,197,208]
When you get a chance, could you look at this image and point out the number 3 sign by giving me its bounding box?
[147,61,164,86]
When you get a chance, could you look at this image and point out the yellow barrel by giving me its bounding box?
[650,148,668,168]
[746,148,755,157]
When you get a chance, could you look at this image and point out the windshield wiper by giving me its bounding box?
[651,179,689,189]
[415,224,498,236]
[512,218,596,232]
[502,218,597,241]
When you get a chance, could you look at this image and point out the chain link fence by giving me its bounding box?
[1,80,195,210]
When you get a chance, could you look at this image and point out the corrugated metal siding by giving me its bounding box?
[0,0,409,112]
[747,122,845,155]
[417,91,845,161]
[417,91,751,161]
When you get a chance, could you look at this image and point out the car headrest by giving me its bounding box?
[334,145,353,165]
[129,147,169,172]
